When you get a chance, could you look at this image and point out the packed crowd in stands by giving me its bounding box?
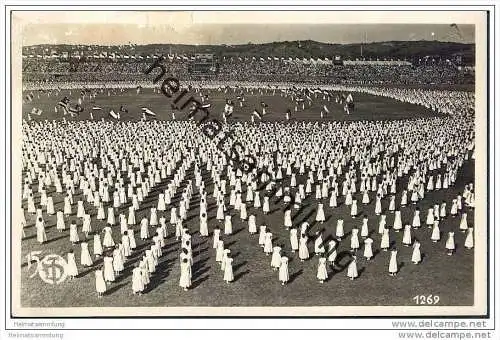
[22,58,474,86]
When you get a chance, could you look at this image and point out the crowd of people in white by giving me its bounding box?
[21,83,475,298]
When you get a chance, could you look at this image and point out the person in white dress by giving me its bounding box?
[426,206,434,227]
[459,212,468,232]
[35,216,47,244]
[213,227,221,249]
[259,225,267,248]
[254,191,261,208]
[431,220,441,242]
[284,210,292,229]
[103,254,115,282]
[140,218,150,240]
[412,241,421,264]
[102,226,115,248]
[150,207,159,227]
[221,249,230,271]
[132,263,145,295]
[279,256,289,285]
[93,233,103,258]
[336,219,344,241]
[216,201,225,221]
[107,207,116,226]
[360,216,369,238]
[363,237,374,260]
[96,203,106,220]
[464,228,474,249]
[113,244,125,276]
[412,208,421,229]
[179,258,192,291]
[82,214,92,237]
[362,190,370,205]
[315,203,325,223]
[299,233,309,261]
[317,257,328,283]
[158,193,166,211]
[401,190,408,206]
[290,227,299,252]
[215,240,225,262]
[271,246,282,270]
[445,232,455,255]
[263,196,270,214]
[439,201,447,219]
[128,229,137,250]
[380,228,390,251]
[69,220,79,244]
[327,240,337,265]
[175,220,184,241]
[350,200,358,218]
[224,215,233,235]
[389,249,398,276]
[450,199,458,217]
[223,256,234,283]
[378,214,387,234]
[248,215,257,234]
[66,249,78,280]
[56,211,66,232]
[126,206,136,226]
[63,196,72,216]
[345,190,353,206]
[80,241,93,267]
[388,195,396,213]
[374,195,382,215]
[264,232,273,255]
[199,212,209,236]
[393,210,402,232]
[347,255,358,280]
[402,225,412,247]
[95,267,107,298]
[314,231,325,256]
[350,228,360,251]
[27,192,36,214]
[77,201,85,219]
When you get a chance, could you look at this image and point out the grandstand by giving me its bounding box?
[22,41,474,87]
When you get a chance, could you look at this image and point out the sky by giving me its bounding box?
[16,12,477,46]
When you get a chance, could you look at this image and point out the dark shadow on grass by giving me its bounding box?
[104,282,128,296]
[44,234,69,245]
[225,240,237,248]
[300,210,315,224]
[268,208,281,215]
[232,227,245,236]
[233,260,247,272]
[192,266,210,278]
[77,266,97,279]
[357,266,366,278]
[22,234,37,241]
[292,205,307,220]
[233,269,250,282]
[288,269,303,284]
[191,275,209,289]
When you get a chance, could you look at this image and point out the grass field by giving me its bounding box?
[22,87,445,123]
[19,88,474,310]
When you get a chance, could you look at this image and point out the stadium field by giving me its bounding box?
[19,88,474,309]
[22,87,445,123]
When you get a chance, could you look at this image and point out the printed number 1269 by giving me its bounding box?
[413,295,440,305]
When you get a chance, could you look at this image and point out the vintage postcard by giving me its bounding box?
[8,9,490,319]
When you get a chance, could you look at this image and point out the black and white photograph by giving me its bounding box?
[5,7,494,326]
